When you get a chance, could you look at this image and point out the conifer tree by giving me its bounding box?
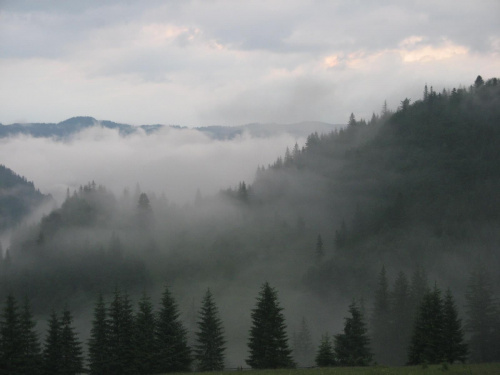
[60,308,84,375]
[407,285,444,365]
[135,292,157,374]
[194,289,226,371]
[315,333,336,367]
[465,266,498,362]
[371,266,391,364]
[293,317,314,367]
[42,311,62,375]
[155,286,192,373]
[0,294,23,373]
[88,293,109,375]
[334,300,372,366]
[315,235,324,261]
[247,282,295,369]
[389,271,411,365]
[19,297,42,374]
[442,289,467,363]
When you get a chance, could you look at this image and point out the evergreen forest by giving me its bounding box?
[1,76,500,371]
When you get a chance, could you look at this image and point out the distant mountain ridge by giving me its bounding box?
[0,117,339,140]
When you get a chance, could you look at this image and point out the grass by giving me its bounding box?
[175,364,500,375]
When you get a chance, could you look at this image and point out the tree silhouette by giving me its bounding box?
[247,282,295,369]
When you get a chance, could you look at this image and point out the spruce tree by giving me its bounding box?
[371,266,391,365]
[135,292,157,374]
[293,317,314,367]
[246,282,295,369]
[155,286,192,373]
[315,333,336,367]
[407,285,444,365]
[42,311,62,375]
[389,271,412,365]
[0,294,23,373]
[442,288,467,363]
[334,300,372,366]
[465,266,498,362]
[88,293,109,375]
[194,289,226,371]
[60,308,84,375]
[19,297,42,375]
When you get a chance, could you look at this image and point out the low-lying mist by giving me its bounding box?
[0,125,304,205]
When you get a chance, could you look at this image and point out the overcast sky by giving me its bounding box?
[0,0,499,126]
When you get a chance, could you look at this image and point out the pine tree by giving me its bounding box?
[334,300,372,366]
[407,285,444,365]
[60,308,84,375]
[155,286,192,373]
[315,333,336,367]
[42,311,62,375]
[194,289,226,371]
[135,292,157,374]
[0,294,24,373]
[293,317,313,367]
[389,271,412,365]
[371,266,391,365]
[442,289,467,363]
[465,266,498,362]
[19,297,42,375]
[247,282,295,369]
[88,292,109,375]
[315,234,324,261]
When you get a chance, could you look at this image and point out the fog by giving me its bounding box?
[0,125,303,205]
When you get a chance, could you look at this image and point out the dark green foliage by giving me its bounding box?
[315,333,336,367]
[155,286,192,373]
[134,292,157,374]
[442,289,467,363]
[60,308,84,374]
[408,285,444,365]
[42,311,62,375]
[88,293,109,375]
[247,282,295,369]
[19,298,42,374]
[0,294,24,373]
[465,266,499,362]
[388,271,412,365]
[107,290,136,375]
[194,289,226,371]
[334,300,372,366]
[371,266,391,365]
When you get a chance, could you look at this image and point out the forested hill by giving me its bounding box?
[246,75,500,294]
[0,165,52,231]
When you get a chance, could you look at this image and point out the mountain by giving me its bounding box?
[0,117,338,140]
[0,165,52,231]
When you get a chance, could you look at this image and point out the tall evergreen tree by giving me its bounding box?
[155,286,192,373]
[293,317,314,367]
[88,292,109,375]
[389,271,412,365]
[371,266,391,365]
[194,289,226,371]
[60,308,84,375]
[315,333,336,367]
[247,282,295,369]
[465,266,499,362]
[407,285,444,365]
[19,297,42,375]
[135,292,157,374]
[315,234,324,261]
[442,288,467,363]
[42,311,62,375]
[0,294,23,373]
[334,300,372,366]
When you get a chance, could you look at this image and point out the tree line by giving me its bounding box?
[2,264,498,374]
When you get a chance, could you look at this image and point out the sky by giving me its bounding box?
[0,0,499,127]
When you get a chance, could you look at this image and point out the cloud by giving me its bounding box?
[0,127,303,204]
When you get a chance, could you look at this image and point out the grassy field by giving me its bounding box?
[181,364,500,375]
